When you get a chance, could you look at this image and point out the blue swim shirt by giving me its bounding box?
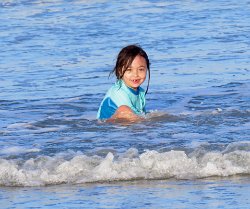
[97,80,146,120]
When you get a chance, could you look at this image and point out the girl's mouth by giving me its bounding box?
[131,79,140,83]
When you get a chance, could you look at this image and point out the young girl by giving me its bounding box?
[97,44,150,121]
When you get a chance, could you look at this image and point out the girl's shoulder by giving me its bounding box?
[108,81,128,97]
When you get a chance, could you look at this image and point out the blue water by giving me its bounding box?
[0,0,250,208]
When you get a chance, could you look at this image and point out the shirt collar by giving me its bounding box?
[118,79,140,95]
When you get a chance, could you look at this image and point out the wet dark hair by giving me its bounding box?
[110,44,151,94]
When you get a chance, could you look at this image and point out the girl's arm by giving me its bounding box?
[107,105,142,123]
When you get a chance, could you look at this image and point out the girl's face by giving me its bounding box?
[122,55,147,90]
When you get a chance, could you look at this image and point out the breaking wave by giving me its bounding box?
[1,144,250,187]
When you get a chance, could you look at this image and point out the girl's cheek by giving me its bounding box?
[140,71,147,77]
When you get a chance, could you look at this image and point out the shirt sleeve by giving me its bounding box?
[110,88,133,108]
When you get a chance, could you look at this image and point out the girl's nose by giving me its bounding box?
[133,69,139,76]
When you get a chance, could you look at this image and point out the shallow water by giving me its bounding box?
[0,0,250,208]
[1,177,250,209]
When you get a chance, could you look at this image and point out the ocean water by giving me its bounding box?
[0,0,250,208]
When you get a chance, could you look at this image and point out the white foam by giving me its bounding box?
[0,148,249,187]
[6,122,64,134]
[63,97,81,102]
[7,122,34,129]
[0,146,40,155]
[211,108,223,114]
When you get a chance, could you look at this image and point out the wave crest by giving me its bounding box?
[0,147,249,187]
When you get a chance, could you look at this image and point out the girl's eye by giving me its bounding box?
[126,68,132,72]
[139,68,145,71]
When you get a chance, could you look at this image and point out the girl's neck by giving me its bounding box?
[119,79,139,95]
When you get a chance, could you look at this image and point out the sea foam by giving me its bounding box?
[0,148,249,187]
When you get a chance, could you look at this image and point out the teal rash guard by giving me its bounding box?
[97,79,146,120]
